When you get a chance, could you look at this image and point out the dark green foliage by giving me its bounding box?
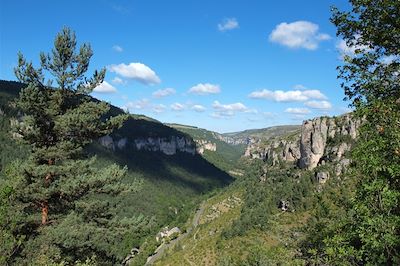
[0,81,28,177]
[0,78,234,264]
[302,1,400,264]
[1,28,135,264]
[222,161,314,238]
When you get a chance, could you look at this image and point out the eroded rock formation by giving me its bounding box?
[244,114,361,172]
[98,135,196,155]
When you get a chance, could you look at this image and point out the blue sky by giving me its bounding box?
[0,0,353,133]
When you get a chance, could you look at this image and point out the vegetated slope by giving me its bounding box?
[154,114,360,265]
[0,80,233,263]
[168,123,246,172]
[224,125,301,142]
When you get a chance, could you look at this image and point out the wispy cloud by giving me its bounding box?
[188,83,220,95]
[218,18,239,32]
[111,4,130,14]
[112,45,123,52]
[269,21,330,50]
[285,107,311,114]
[93,81,117,93]
[249,89,327,102]
[123,98,150,111]
[108,62,161,85]
[304,100,332,110]
[213,101,248,112]
[170,103,186,111]
[112,77,126,85]
[152,88,176,98]
[191,104,206,112]
[336,35,371,59]
[211,100,248,118]
[153,104,167,114]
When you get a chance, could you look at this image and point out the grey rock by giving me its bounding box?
[99,135,115,150]
[99,135,196,156]
[315,172,330,184]
[279,200,290,212]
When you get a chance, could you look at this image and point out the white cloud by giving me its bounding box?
[93,81,117,93]
[211,111,234,119]
[293,84,308,90]
[112,77,126,85]
[171,103,185,111]
[248,89,327,102]
[211,100,248,118]
[269,21,330,50]
[191,104,206,112]
[302,90,327,100]
[124,99,150,110]
[218,18,239,32]
[245,109,258,114]
[305,100,332,110]
[188,83,221,95]
[285,107,311,114]
[213,101,248,112]
[336,36,372,59]
[152,88,176,98]
[153,104,167,114]
[108,62,161,85]
[112,45,123,52]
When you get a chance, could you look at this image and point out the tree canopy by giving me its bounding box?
[0,27,136,265]
[307,1,400,264]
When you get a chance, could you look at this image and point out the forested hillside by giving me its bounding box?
[0,76,232,265]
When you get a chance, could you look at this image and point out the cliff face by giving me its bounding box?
[195,139,217,154]
[216,134,250,146]
[298,115,360,169]
[244,135,301,165]
[244,114,361,173]
[99,135,196,155]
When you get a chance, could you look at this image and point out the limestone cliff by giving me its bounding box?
[99,135,196,155]
[244,113,361,174]
[298,114,360,169]
[195,139,217,154]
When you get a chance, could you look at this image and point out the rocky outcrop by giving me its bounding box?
[244,114,361,171]
[298,115,360,169]
[298,118,328,169]
[195,139,217,154]
[216,134,251,145]
[122,248,140,266]
[244,137,301,166]
[98,135,196,155]
[315,171,330,184]
[156,227,181,242]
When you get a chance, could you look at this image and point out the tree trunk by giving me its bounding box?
[41,159,53,225]
[41,201,48,225]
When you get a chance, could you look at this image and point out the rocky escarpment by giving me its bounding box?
[299,115,360,169]
[244,134,301,165]
[216,134,251,146]
[195,139,217,154]
[99,135,196,155]
[244,114,361,173]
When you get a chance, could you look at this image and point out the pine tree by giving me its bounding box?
[3,27,133,264]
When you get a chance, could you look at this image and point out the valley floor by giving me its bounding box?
[147,181,309,266]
